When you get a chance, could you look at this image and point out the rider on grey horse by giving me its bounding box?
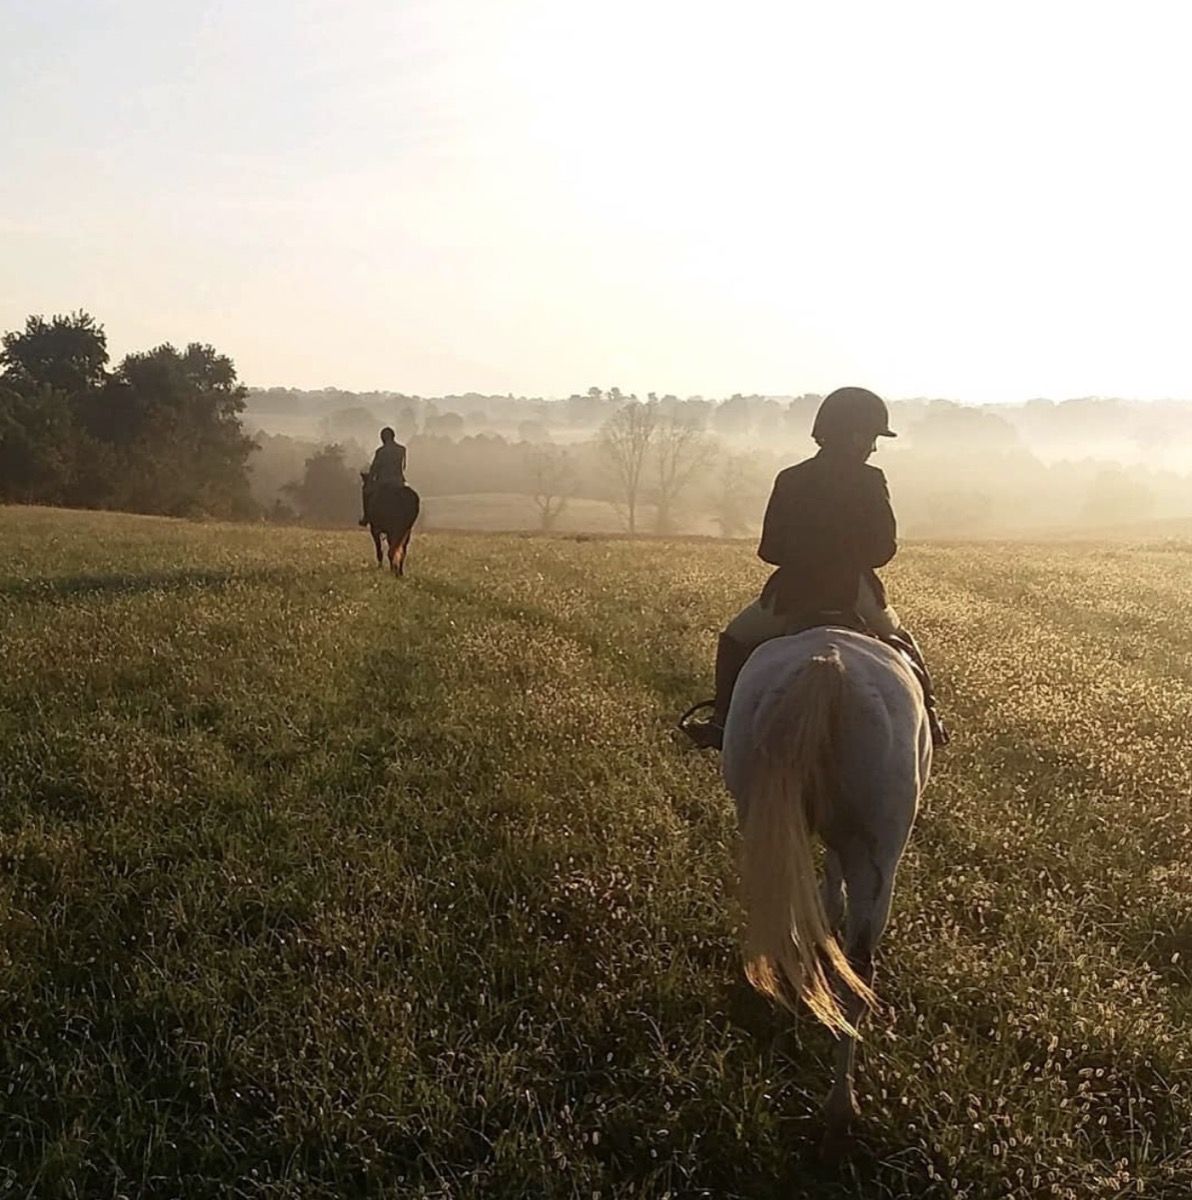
[359,427,407,526]
[682,387,949,751]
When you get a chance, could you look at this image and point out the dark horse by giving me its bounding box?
[360,475,420,574]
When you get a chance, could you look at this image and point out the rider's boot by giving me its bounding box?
[888,627,950,749]
[682,633,752,751]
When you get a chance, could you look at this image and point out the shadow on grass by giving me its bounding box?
[0,566,308,603]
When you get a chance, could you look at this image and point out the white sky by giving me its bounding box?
[3,0,1191,401]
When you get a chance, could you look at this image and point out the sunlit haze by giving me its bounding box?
[4,0,1192,401]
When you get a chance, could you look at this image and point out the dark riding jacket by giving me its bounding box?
[368,442,406,486]
[757,450,897,617]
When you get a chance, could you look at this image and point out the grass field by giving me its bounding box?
[2,505,1191,1198]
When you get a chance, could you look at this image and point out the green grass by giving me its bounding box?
[1,505,1191,1198]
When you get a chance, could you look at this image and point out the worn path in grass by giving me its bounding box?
[1,506,1190,1198]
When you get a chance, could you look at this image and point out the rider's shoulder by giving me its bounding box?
[860,463,891,494]
[775,456,818,484]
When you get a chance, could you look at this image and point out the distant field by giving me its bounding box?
[420,491,628,533]
[418,491,722,537]
[1,505,1191,1198]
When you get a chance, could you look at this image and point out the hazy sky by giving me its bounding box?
[3,1,1192,401]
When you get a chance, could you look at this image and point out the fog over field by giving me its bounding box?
[244,386,1192,541]
[8,3,1192,544]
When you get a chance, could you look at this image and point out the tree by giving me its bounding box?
[712,452,755,538]
[425,411,465,439]
[320,405,380,446]
[0,382,76,504]
[386,404,419,443]
[907,402,1024,457]
[652,410,712,533]
[83,342,256,516]
[0,311,108,396]
[599,399,714,534]
[248,431,316,513]
[784,394,822,440]
[712,393,760,438]
[524,443,573,531]
[284,444,362,525]
[0,311,107,507]
[0,313,257,517]
[599,401,658,534]
[517,419,548,444]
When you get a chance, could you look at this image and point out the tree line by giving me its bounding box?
[265,402,1192,538]
[258,410,725,536]
[256,384,1192,469]
[0,311,722,530]
[5,311,1192,537]
[0,312,254,517]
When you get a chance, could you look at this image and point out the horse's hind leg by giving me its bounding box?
[822,848,898,1145]
[395,531,411,576]
[372,531,383,566]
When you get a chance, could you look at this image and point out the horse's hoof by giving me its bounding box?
[821,1088,859,1152]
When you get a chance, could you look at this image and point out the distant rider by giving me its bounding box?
[359,426,407,526]
[681,387,949,750]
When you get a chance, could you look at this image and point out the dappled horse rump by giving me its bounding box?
[679,609,862,743]
[760,610,935,694]
[361,476,420,574]
[679,609,943,747]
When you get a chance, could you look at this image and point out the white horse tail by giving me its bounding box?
[740,645,878,1036]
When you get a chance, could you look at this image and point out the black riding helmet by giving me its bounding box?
[380,426,396,443]
[812,387,897,445]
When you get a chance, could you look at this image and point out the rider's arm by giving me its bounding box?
[366,447,383,481]
[855,469,897,567]
[757,471,795,566]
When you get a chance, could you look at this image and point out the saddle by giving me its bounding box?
[676,611,864,736]
[779,607,866,637]
[361,477,413,524]
[767,609,930,696]
[676,616,944,746]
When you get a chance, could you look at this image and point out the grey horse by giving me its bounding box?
[721,627,932,1143]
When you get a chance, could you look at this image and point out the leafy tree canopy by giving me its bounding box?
[1,311,108,396]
